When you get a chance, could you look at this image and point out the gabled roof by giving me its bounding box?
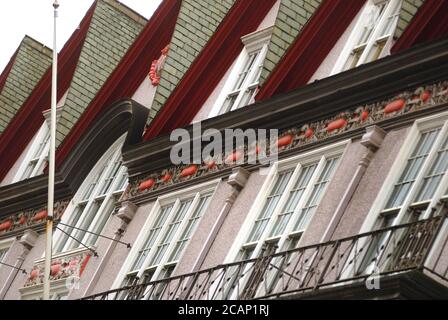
[143,0,277,140]
[0,36,52,133]
[55,0,146,147]
[259,0,322,86]
[0,0,146,181]
[148,0,236,123]
[55,0,181,166]
[0,2,95,182]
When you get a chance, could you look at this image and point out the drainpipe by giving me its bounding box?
[191,167,250,272]
[82,201,137,298]
[320,125,387,243]
[0,229,38,300]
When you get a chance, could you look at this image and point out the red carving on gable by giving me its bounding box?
[149,45,170,86]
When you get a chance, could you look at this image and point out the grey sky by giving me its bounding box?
[0,0,162,72]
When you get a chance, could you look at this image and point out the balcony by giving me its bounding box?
[83,214,448,300]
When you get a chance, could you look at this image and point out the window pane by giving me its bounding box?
[148,199,193,266]
[32,129,50,159]
[221,93,238,114]
[68,201,101,250]
[87,200,115,246]
[168,194,211,262]
[379,0,401,37]
[414,135,448,203]
[237,86,257,110]
[385,129,441,209]
[357,3,386,46]
[293,157,340,232]
[132,204,174,271]
[246,170,294,243]
[0,248,8,262]
[233,51,260,91]
[99,161,122,195]
[55,204,85,253]
[269,163,318,237]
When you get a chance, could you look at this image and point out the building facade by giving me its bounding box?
[0,0,448,300]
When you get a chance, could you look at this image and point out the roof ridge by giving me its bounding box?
[101,0,147,26]
[21,35,53,58]
[54,0,145,147]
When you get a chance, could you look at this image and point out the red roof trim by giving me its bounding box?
[392,0,448,54]
[256,0,366,101]
[55,0,181,167]
[143,0,277,140]
[0,2,96,182]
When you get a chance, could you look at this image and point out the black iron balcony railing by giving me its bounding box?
[83,214,448,300]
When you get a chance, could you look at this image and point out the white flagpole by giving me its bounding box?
[43,0,59,301]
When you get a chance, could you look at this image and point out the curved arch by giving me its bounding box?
[0,99,148,216]
[59,99,149,193]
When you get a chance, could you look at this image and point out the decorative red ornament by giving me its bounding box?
[161,173,172,182]
[305,128,314,138]
[226,151,243,163]
[384,99,406,114]
[421,91,431,102]
[80,255,91,276]
[138,178,155,191]
[149,45,170,86]
[69,259,79,268]
[180,165,198,178]
[206,160,216,169]
[51,264,61,276]
[32,210,48,222]
[30,269,39,280]
[361,111,369,121]
[19,216,26,225]
[0,220,13,231]
[327,119,347,132]
[277,134,294,148]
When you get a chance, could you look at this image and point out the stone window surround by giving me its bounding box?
[361,110,448,234]
[224,141,349,267]
[208,26,274,118]
[331,0,402,75]
[11,91,66,183]
[0,237,14,263]
[52,135,127,255]
[112,179,220,292]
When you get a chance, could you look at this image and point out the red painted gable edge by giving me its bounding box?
[143,0,277,140]
[256,0,366,101]
[392,0,448,54]
[0,2,96,182]
[55,0,181,167]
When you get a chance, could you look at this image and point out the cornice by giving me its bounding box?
[123,38,448,178]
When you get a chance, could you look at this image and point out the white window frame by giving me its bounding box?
[225,141,349,264]
[112,179,220,291]
[0,238,14,264]
[361,111,448,234]
[331,0,402,75]
[52,135,128,255]
[208,27,273,118]
[337,112,448,278]
[13,122,51,182]
[12,101,67,183]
